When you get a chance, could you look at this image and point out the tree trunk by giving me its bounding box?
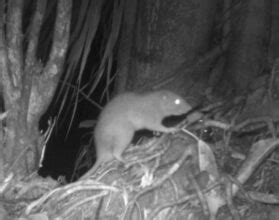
[0,0,71,179]
[215,0,271,95]
[116,0,218,102]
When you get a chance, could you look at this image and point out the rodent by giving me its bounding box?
[80,90,198,179]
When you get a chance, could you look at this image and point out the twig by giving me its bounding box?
[123,144,195,220]
[268,58,279,101]
[187,171,210,217]
[147,181,221,220]
[224,176,240,220]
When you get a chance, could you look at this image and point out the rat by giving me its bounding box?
[80,90,199,179]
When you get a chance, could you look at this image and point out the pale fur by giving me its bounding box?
[80,90,194,179]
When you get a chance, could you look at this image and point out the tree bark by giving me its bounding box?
[218,0,271,95]
[0,0,71,178]
[116,0,218,102]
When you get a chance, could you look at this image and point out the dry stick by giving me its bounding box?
[187,171,210,217]
[61,81,102,110]
[59,183,117,202]
[232,117,278,139]
[0,173,13,194]
[25,180,117,214]
[224,176,240,220]
[94,196,105,220]
[200,101,224,113]
[203,116,279,137]
[169,177,179,201]
[166,178,180,218]
[225,174,253,203]
[99,138,169,181]
[245,191,279,204]
[268,58,279,101]
[148,194,199,220]
[133,202,142,220]
[224,114,238,151]
[147,182,221,220]
[0,111,8,121]
[61,192,108,218]
[39,117,56,168]
[203,120,230,130]
[123,144,195,220]
[125,135,170,168]
[233,139,279,196]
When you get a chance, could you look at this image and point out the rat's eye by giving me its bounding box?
[174,98,181,105]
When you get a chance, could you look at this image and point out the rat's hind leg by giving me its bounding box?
[112,127,134,162]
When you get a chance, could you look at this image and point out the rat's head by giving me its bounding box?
[156,90,192,116]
